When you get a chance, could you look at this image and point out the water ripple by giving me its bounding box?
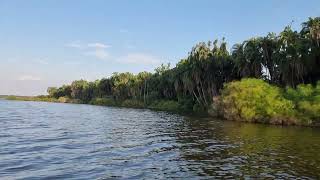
[0,99,319,179]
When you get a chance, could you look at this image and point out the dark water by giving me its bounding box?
[0,100,320,179]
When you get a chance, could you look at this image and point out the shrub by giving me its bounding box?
[6,96,17,100]
[58,96,69,103]
[89,98,116,106]
[121,99,144,108]
[221,78,294,124]
[208,96,223,117]
[297,101,320,124]
[177,95,194,112]
[192,103,207,115]
[148,100,180,112]
[6,95,58,102]
[285,81,320,125]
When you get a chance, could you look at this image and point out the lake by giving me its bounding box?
[0,99,319,179]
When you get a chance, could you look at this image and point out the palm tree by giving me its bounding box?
[301,17,320,47]
[232,39,263,79]
[279,26,306,87]
[301,17,320,84]
[260,33,281,84]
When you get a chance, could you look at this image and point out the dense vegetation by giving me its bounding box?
[9,17,320,125]
[219,78,320,125]
[220,78,295,124]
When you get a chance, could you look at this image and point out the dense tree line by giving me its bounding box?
[47,17,320,112]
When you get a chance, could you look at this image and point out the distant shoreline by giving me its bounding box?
[5,95,320,128]
[4,95,196,116]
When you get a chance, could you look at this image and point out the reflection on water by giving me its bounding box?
[0,99,319,179]
[176,118,320,178]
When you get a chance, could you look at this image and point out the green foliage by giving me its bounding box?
[173,39,237,109]
[154,63,170,75]
[47,85,71,99]
[221,78,294,124]
[285,82,320,124]
[89,98,117,106]
[47,87,58,98]
[6,95,59,102]
[6,95,18,100]
[121,99,144,108]
[70,80,95,103]
[177,95,194,112]
[148,100,181,112]
[298,101,320,122]
[57,96,72,103]
[208,97,223,117]
[192,103,208,115]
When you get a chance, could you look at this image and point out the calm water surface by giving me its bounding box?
[0,99,320,179]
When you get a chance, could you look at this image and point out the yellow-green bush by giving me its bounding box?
[6,96,18,100]
[221,78,294,124]
[285,82,320,125]
[58,96,70,103]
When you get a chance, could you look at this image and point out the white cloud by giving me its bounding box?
[87,43,110,49]
[66,41,110,49]
[84,49,109,60]
[66,41,111,60]
[18,75,42,81]
[65,41,83,49]
[65,41,161,65]
[117,53,161,65]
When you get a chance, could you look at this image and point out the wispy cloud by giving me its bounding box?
[18,75,42,81]
[87,43,110,49]
[117,53,161,65]
[66,41,110,49]
[85,42,110,59]
[65,41,83,49]
[84,49,109,60]
[65,41,160,64]
[66,41,111,60]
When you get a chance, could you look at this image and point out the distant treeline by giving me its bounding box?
[17,17,320,125]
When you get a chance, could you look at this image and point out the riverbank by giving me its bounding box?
[6,78,320,127]
[6,95,79,103]
[5,95,203,116]
[5,96,319,127]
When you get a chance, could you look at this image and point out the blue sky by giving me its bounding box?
[1,0,319,95]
